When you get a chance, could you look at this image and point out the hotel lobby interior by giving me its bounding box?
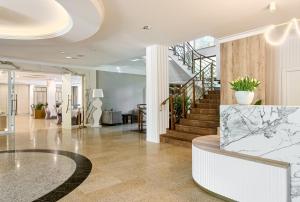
[0,0,300,202]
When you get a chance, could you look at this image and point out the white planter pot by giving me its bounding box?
[235,91,254,105]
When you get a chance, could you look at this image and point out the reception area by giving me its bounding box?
[192,19,300,202]
[192,105,294,202]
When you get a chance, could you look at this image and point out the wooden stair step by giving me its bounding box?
[187,114,219,121]
[180,119,219,128]
[195,103,219,109]
[190,108,218,115]
[198,99,220,104]
[160,134,192,147]
[206,94,220,99]
[208,90,220,95]
[166,129,201,141]
[175,124,217,135]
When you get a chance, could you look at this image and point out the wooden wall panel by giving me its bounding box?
[221,35,267,105]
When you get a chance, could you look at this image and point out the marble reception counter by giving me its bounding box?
[220,105,300,202]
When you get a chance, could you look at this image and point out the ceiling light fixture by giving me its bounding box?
[269,2,277,12]
[142,25,152,30]
[264,18,300,46]
[65,56,73,59]
[60,51,65,54]
[131,58,140,62]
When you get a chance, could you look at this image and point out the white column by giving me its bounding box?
[146,45,169,143]
[62,74,72,129]
[29,85,34,116]
[47,80,56,117]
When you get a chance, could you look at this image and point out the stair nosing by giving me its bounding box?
[175,124,218,130]
[167,129,209,137]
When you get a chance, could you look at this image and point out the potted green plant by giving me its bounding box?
[174,95,191,122]
[230,76,261,105]
[34,103,46,119]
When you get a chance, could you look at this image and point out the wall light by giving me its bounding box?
[264,18,300,46]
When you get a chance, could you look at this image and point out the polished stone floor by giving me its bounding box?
[0,152,76,202]
[0,117,224,202]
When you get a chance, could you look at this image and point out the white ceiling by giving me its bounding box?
[0,0,299,69]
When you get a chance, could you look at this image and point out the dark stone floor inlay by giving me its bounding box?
[0,149,92,202]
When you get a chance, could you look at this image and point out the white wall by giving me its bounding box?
[169,60,191,83]
[96,71,146,113]
[196,45,217,57]
[266,35,300,105]
[47,80,56,106]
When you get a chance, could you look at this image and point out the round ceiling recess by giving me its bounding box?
[0,0,73,40]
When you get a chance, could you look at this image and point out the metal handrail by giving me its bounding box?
[162,41,217,130]
[185,42,216,64]
[161,62,212,106]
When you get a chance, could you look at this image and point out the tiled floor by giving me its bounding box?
[0,117,224,202]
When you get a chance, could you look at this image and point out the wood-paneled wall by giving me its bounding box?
[220,35,267,104]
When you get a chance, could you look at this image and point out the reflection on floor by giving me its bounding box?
[15,115,59,133]
[0,123,224,202]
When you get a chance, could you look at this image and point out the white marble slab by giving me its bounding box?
[220,105,300,201]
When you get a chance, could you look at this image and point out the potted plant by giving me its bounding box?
[230,76,261,105]
[174,95,191,122]
[33,103,46,119]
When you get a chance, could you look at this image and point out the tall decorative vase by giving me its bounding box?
[235,91,254,105]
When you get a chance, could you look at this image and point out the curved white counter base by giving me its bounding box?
[192,136,290,202]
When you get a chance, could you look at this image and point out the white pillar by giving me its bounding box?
[62,74,72,129]
[47,80,56,117]
[146,45,169,143]
[29,85,34,116]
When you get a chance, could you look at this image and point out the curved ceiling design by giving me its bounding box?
[0,0,72,40]
[0,0,104,41]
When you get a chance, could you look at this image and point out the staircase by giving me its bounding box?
[161,90,220,147]
[160,42,220,147]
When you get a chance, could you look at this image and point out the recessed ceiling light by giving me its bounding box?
[142,25,152,30]
[60,51,65,54]
[131,58,140,62]
[65,56,72,59]
[269,2,277,12]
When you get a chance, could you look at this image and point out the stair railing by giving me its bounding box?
[170,42,216,75]
[161,61,215,130]
[137,104,146,132]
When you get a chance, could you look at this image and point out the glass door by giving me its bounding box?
[0,71,15,135]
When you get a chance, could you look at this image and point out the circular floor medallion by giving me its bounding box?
[0,149,92,202]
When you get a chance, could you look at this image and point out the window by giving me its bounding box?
[191,36,216,50]
[33,87,47,105]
